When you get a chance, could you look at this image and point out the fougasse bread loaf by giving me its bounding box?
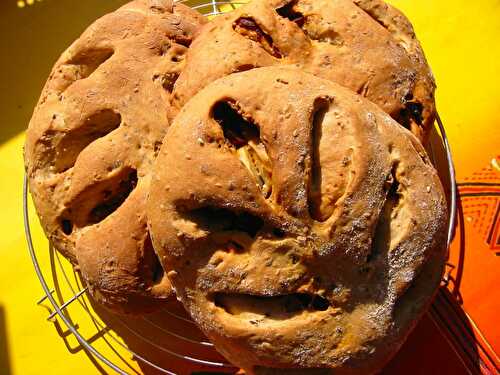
[24,0,205,314]
[172,0,436,142]
[147,67,448,374]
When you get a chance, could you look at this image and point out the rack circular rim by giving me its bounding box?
[23,116,458,375]
[23,1,458,373]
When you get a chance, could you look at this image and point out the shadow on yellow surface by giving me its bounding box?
[0,305,12,375]
[0,0,129,145]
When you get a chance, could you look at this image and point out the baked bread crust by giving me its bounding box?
[148,67,447,373]
[172,0,436,142]
[24,0,205,314]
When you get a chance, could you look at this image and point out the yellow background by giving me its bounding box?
[0,0,499,374]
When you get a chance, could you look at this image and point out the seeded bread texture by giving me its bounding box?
[148,67,447,373]
[172,0,436,142]
[24,0,205,314]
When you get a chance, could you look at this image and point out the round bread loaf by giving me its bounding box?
[148,67,447,373]
[172,0,436,142]
[24,0,205,314]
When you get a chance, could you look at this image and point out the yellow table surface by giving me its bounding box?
[1,0,499,374]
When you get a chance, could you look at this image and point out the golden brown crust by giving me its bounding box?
[172,0,436,142]
[148,67,447,373]
[24,0,206,314]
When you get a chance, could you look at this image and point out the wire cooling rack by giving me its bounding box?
[23,1,458,373]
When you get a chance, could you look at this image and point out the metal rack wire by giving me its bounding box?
[22,117,458,375]
[24,174,237,374]
[23,1,458,374]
